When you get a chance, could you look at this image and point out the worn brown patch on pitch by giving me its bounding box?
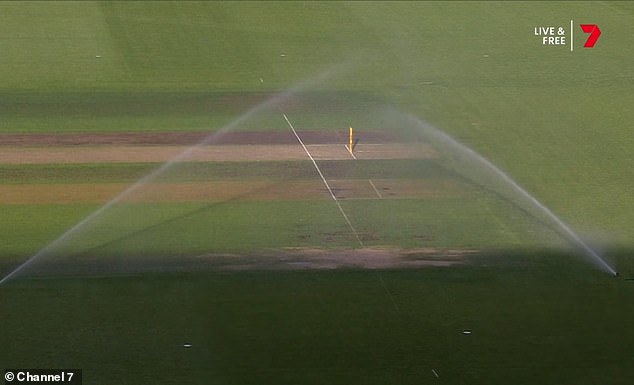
[198,247,477,271]
[0,143,436,164]
[0,130,397,146]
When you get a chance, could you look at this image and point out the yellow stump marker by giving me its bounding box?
[349,126,354,155]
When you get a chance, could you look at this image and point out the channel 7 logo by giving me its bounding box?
[580,24,601,48]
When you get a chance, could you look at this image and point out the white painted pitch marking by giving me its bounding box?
[283,113,363,246]
[377,272,399,311]
[344,144,357,159]
[368,179,382,199]
[432,369,439,378]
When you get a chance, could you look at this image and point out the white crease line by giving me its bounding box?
[368,179,382,199]
[344,144,357,159]
[377,272,399,311]
[283,113,363,246]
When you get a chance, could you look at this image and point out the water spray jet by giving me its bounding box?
[0,62,352,286]
[384,107,616,276]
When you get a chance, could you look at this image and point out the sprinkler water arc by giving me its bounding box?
[0,63,350,286]
[389,108,617,276]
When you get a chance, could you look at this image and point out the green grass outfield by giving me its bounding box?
[1,2,634,384]
[1,1,632,242]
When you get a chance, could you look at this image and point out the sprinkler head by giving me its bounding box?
[614,272,619,278]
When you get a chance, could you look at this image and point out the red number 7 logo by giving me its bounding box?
[580,24,601,48]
